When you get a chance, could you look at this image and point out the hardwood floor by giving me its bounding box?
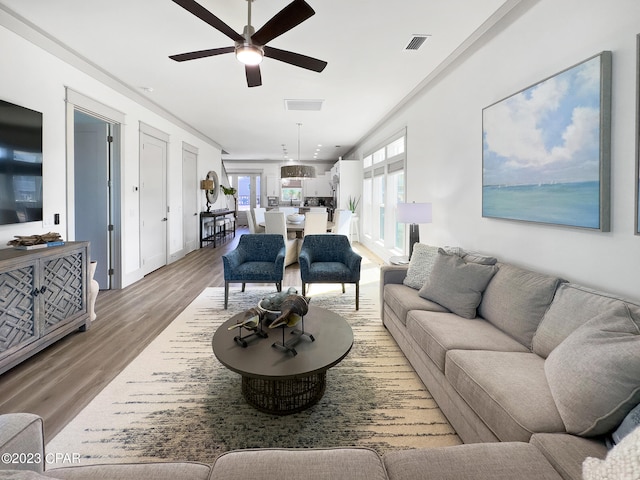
[0,227,313,443]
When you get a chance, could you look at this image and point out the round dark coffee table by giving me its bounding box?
[212,306,353,415]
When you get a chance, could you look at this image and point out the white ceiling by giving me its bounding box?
[0,0,511,163]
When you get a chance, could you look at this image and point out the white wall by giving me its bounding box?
[350,0,640,301]
[0,21,222,288]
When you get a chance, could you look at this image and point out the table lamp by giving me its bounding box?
[397,202,433,259]
[200,179,214,212]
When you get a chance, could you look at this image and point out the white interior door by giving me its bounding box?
[140,132,167,275]
[182,148,198,254]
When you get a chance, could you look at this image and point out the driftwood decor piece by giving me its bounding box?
[8,232,63,247]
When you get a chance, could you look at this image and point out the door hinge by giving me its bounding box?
[107,135,113,143]
[108,268,114,275]
[108,224,114,231]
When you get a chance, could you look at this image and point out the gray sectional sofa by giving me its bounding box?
[2,244,639,480]
[0,413,602,480]
[380,244,640,479]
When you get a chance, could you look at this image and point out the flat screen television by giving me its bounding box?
[0,99,43,225]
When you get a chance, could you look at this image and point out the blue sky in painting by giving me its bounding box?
[483,56,601,186]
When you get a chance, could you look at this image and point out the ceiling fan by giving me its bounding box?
[169,0,328,87]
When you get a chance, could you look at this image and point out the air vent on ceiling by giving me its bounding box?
[405,34,430,51]
[284,99,324,111]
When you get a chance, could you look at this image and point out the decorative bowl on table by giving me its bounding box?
[287,214,304,224]
[257,287,299,324]
[257,299,280,323]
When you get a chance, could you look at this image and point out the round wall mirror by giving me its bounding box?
[205,171,219,205]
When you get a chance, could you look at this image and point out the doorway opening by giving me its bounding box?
[66,88,123,290]
[228,173,261,227]
[230,173,262,211]
[73,111,117,289]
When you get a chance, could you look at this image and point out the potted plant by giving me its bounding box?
[221,185,237,213]
[347,195,360,214]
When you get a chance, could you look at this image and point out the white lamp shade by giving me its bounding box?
[235,45,263,66]
[397,202,432,224]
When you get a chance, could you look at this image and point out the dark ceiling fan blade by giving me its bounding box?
[263,46,327,72]
[172,0,244,43]
[251,0,315,46]
[169,46,235,62]
[245,65,262,87]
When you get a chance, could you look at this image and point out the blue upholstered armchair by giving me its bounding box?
[222,234,285,309]
[298,234,362,310]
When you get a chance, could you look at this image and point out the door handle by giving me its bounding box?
[161,218,168,222]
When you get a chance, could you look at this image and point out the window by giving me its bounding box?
[372,147,385,164]
[361,131,406,258]
[281,179,302,202]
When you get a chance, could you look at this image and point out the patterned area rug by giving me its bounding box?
[47,286,460,465]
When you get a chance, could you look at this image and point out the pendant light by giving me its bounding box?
[281,123,316,179]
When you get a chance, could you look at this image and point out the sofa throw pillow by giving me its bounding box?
[544,304,640,437]
[478,263,563,349]
[532,283,636,359]
[462,251,498,265]
[403,243,440,289]
[582,424,640,480]
[418,249,498,319]
[610,403,640,446]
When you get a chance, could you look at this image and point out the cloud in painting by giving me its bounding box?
[483,57,601,186]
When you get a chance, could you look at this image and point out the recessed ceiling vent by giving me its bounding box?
[405,34,430,51]
[284,99,324,111]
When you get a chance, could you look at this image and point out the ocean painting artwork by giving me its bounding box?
[483,52,611,230]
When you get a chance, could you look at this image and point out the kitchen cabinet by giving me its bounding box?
[266,175,280,197]
[304,172,332,197]
[333,159,361,211]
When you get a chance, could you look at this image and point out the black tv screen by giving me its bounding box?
[0,99,43,225]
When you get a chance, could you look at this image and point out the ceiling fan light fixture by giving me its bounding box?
[235,44,263,65]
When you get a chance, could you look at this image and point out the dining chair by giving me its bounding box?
[221,234,285,309]
[298,234,362,310]
[298,211,329,256]
[332,209,352,238]
[246,209,256,234]
[264,211,299,266]
[252,207,266,233]
[303,211,328,235]
[309,207,327,213]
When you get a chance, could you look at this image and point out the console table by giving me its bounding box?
[200,210,236,248]
[0,242,90,375]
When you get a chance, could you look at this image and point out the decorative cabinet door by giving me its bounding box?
[0,261,38,355]
[42,248,86,334]
[0,242,89,375]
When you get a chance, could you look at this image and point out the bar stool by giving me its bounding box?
[203,219,215,238]
[215,218,227,239]
[224,216,236,239]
